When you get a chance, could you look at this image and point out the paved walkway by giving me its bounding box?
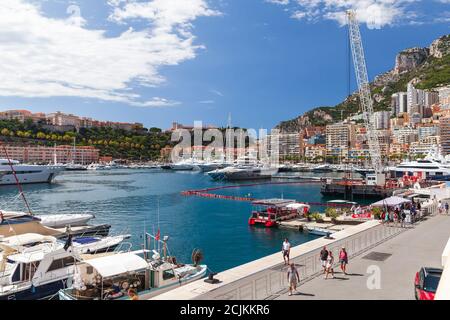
[277,215,450,300]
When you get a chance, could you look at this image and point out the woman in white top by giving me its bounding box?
[324,250,335,279]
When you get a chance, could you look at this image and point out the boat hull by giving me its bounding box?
[0,279,69,300]
[0,167,63,185]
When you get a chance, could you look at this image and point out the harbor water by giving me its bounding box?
[0,169,349,273]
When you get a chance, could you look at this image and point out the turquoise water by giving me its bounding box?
[0,169,343,273]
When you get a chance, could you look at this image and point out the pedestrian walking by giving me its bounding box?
[287,263,300,296]
[339,247,348,275]
[324,250,335,279]
[401,211,406,228]
[384,209,390,226]
[282,238,291,265]
[445,202,449,215]
[320,246,328,274]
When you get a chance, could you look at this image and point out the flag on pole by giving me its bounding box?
[155,229,160,241]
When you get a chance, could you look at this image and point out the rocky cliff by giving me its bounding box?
[276,34,450,133]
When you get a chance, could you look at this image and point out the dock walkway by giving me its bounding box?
[279,214,450,300]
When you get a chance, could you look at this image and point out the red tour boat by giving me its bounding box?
[248,199,309,228]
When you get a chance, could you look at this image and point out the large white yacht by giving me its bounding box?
[0,159,63,185]
[387,147,450,180]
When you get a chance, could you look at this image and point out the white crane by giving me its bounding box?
[346,10,385,185]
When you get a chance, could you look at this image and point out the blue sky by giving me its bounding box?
[0,0,448,130]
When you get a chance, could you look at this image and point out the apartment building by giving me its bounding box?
[0,145,99,164]
[440,116,450,155]
[325,122,355,159]
[0,110,46,123]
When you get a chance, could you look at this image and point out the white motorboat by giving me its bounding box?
[70,234,131,254]
[208,165,274,181]
[37,213,96,228]
[311,164,333,173]
[0,159,63,185]
[169,159,195,171]
[195,161,228,172]
[306,227,335,237]
[0,232,129,300]
[58,233,207,300]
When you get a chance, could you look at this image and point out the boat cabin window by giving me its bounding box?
[23,261,40,281]
[162,269,176,280]
[11,264,21,283]
[47,257,79,272]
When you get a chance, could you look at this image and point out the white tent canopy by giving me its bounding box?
[85,252,148,278]
[371,196,412,207]
[286,203,310,209]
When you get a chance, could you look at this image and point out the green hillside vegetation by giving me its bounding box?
[0,119,172,160]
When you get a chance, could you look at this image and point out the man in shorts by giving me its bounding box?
[320,246,328,274]
[282,238,291,265]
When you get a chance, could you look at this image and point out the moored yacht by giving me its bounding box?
[387,158,450,179]
[169,159,195,171]
[0,232,128,300]
[208,165,275,181]
[0,159,63,185]
[58,233,207,300]
[311,164,333,173]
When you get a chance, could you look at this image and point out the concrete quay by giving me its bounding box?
[153,220,407,300]
[280,214,450,300]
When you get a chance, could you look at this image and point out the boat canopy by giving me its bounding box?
[83,252,148,278]
[1,233,56,246]
[371,196,412,207]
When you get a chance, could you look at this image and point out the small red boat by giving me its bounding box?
[248,199,309,228]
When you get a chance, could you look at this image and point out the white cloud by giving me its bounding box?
[265,0,290,5]
[0,0,219,107]
[291,11,307,20]
[199,100,215,104]
[210,89,224,97]
[268,0,423,29]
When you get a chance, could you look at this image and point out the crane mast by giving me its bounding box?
[347,10,384,178]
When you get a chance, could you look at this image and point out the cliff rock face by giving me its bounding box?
[276,34,450,133]
[430,35,450,59]
[394,47,429,75]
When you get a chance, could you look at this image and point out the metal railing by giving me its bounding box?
[199,223,404,300]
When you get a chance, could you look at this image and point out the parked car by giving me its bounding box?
[414,267,443,300]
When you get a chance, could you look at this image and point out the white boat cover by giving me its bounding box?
[286,203,310,209]
[84,252,148,278]
[371,196,412,207]
[1,233,56,246]
[38,213,95,227]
